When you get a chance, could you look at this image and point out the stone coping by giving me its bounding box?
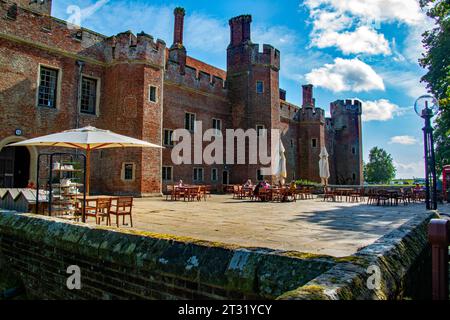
[277,211,438,300]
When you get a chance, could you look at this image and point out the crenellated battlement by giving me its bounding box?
[330,99,363,116]
[165,61,227,95]
[105,30,166,66]
[252,44,280,71]
[298,106,325,123]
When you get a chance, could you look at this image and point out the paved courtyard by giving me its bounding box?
[114,195,442,258]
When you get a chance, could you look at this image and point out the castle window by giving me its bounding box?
[193,168,204,182]
[185,112,196,132]
[352,147,356,155]
[212,118,222,135]
[256,169,264,181]
[80,76,98,115]
[256,125,265,137]
[352,173,356,181]
[38,66,58,109]
[121,163,135,182]
[256,81,264,94]
[162,166,173,181]
[211,168,218,182]
[311,138,317,148]
[148,85,157,103]
[164,129,174,147]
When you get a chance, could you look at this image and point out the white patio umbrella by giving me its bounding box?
[10,126,163,194]
[274,139,287,185]
[319,146,330,186]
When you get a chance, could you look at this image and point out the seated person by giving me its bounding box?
[289,181,297,192]
[177,179,184,187]
[253,181,264,195]
[244,179,253,188]
[263,180,271,189]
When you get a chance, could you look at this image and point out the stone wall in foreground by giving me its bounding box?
[0,211,335,300]
[0,210,436,300]
[278,212,437,300]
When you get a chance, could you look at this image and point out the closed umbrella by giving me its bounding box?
[10,126,163,195]
[319,147,330,186]
[274,139,287,185]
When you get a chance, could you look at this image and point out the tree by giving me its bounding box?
[365,147,396,184]
[419,0,450,176]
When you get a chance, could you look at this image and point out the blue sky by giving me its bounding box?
[52,0,433,178]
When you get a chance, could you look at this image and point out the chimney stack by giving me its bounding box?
[169,7,187,74]
[229,15,252,47]
[302,84,314,108]
[172,7,185,48]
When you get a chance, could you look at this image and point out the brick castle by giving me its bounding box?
[0,1,363,196]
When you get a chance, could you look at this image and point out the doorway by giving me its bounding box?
[222,170,229,185]
[0,146,30,188]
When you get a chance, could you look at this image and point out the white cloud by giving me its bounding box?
[311,25,391,55]
[305,58,385,92]
[305,0,424,26]
[394,161,424,179]
[381,69,428,98]
[185,13,228,53]
[304,0,427,55]
[389,135,419,145]
[360,99,406,122]
[253,25,298,52]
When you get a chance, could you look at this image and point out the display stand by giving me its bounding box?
[36,152,87,222]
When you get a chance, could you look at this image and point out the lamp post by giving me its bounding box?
[415,95,439,210]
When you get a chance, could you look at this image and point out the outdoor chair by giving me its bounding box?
[85,198,111,226]
[349,188,363,203]
[377,190,390,206]
[165,185,175,201]
[367,189,378,205]
[323,187,336,202]
[233,185,241,199]
[109,197,133,227]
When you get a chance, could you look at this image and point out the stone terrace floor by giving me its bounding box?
[108,195,448,258]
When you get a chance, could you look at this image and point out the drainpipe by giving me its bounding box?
[75,60,85,129]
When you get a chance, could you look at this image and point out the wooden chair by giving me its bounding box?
[323,187,336,202]
[377,190,390,206]
[165,185,175,201]
[367,189,378,205]
[349,188,363,203]
[85,198,111,226]
[109,197,133,227]
[233,185,241,199]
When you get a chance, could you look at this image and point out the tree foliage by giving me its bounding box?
[419,0,450,175]
[364,147,396,184]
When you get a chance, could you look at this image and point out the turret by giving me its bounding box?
[328,99,363,185]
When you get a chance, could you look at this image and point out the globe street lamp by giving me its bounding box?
[414,95,439,210]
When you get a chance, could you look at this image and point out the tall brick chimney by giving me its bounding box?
[302,84,314,108]
[172,7,185,48]
[169,7,187,74]
[229,15,252,46]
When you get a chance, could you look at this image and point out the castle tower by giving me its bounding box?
[297,84,325,183]
[226,15,281,183]
[97,31,166,195]
[329,99,363,185]
[169,7,187,74]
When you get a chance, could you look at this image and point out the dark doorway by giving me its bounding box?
[222,170,229,185]
[0,146,30,188]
